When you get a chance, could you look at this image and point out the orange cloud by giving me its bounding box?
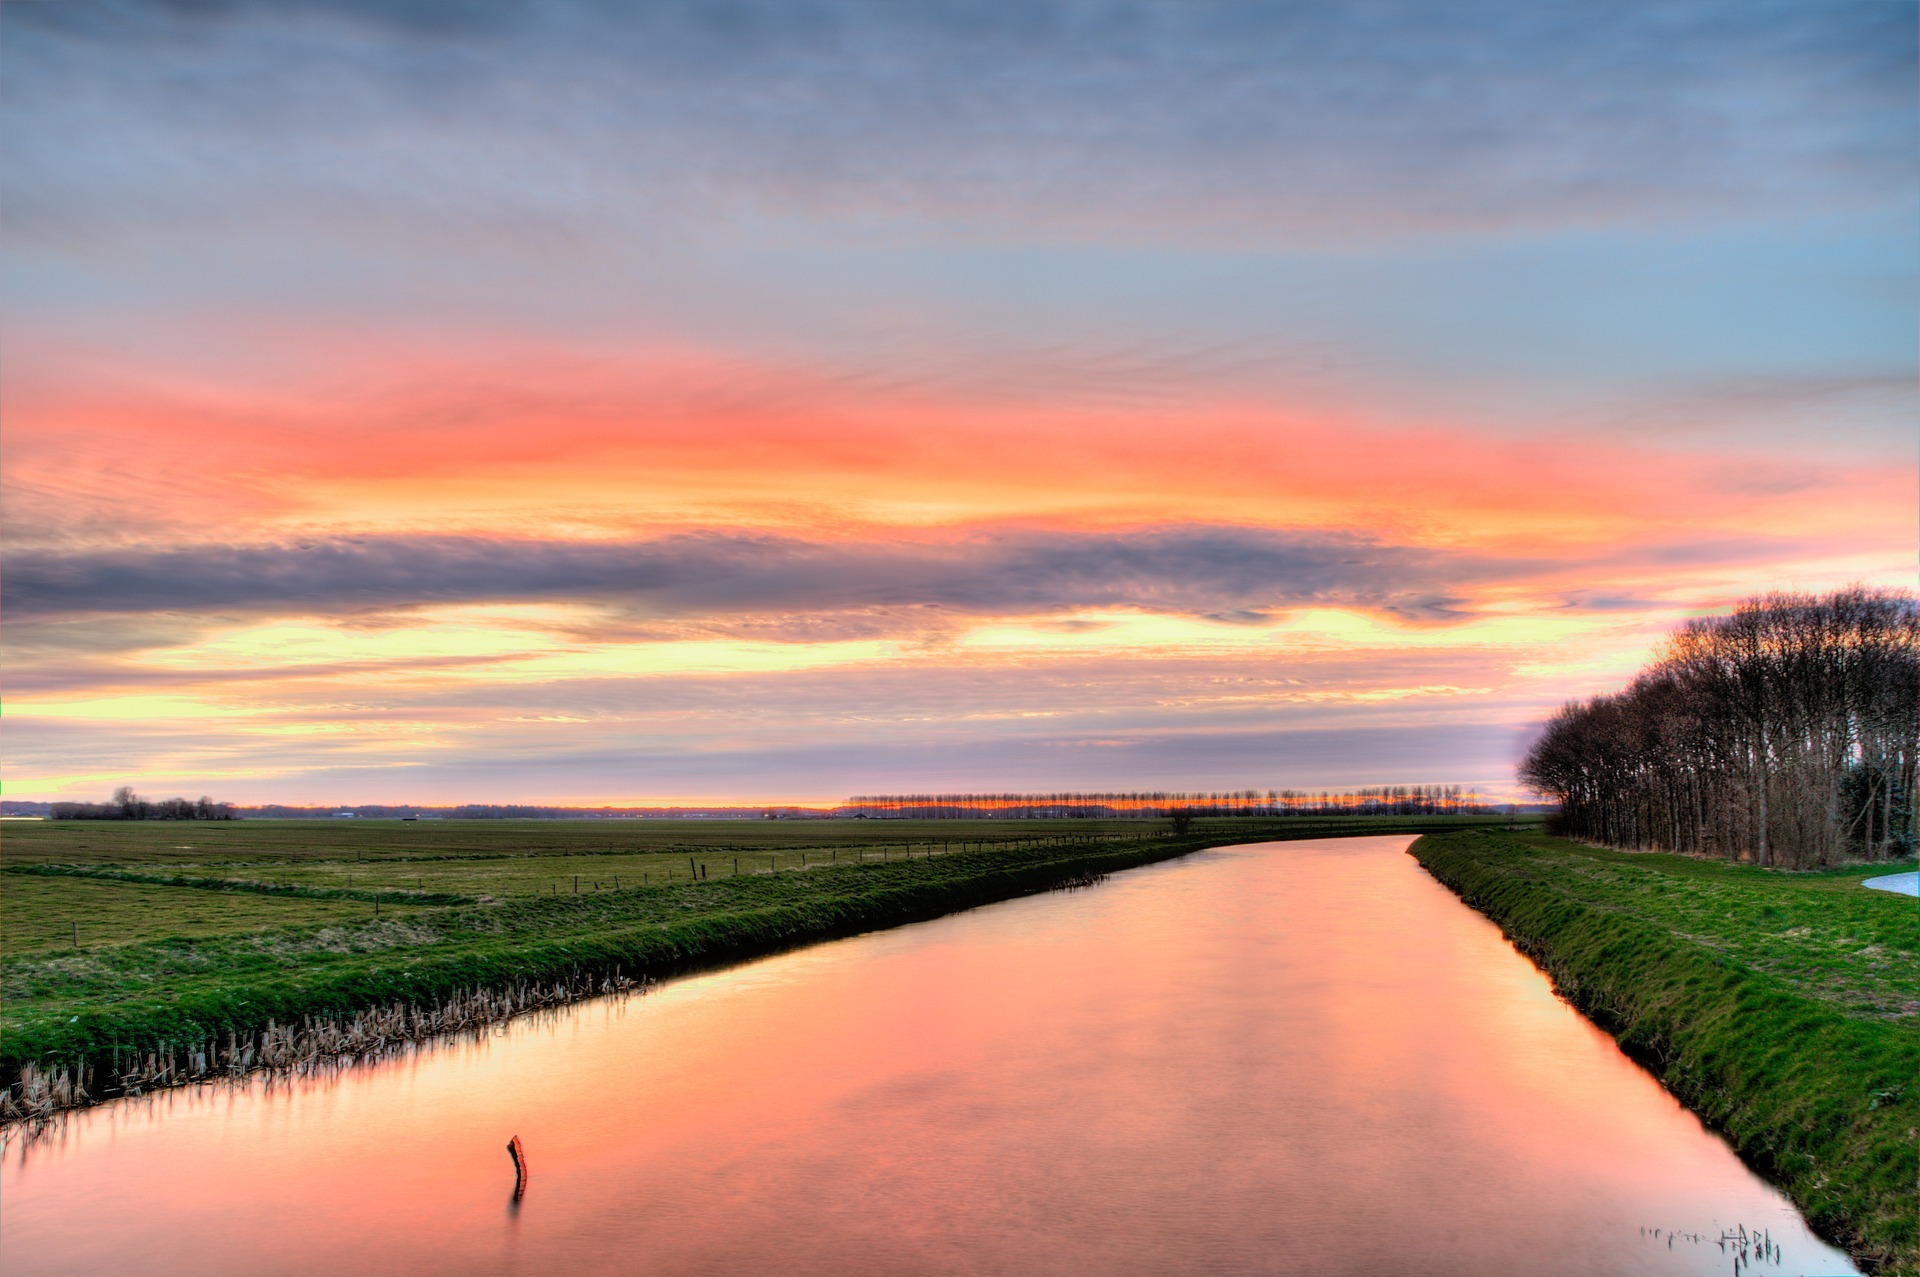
[10,330,1910,560]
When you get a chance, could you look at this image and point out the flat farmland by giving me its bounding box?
[2,817,1169,868]
[1,816,1513,952]
[1,873,419,953]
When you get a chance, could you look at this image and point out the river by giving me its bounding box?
[1,836,1857,1276]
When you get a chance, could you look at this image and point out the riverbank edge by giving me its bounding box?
[1410,829,1918,1276]
[3,824,1397,1122]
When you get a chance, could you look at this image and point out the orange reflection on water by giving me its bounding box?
[3,837,1855,1276]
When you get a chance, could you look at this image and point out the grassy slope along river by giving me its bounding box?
[1413,828,1918,1275]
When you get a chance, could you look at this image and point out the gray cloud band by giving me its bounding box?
[2,527,1488,624]
[7,1,1909,244]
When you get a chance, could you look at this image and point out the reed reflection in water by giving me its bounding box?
[1,837,1858,1276]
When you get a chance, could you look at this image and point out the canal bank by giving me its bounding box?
[1411,828,1918,1275]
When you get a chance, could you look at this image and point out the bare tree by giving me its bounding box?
[1523,587,1918,866]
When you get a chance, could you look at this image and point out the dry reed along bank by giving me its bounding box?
[1411,828,1918,1275]
[3,816,1503,1124]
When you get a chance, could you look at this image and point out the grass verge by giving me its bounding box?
[1411,828,1918,1275]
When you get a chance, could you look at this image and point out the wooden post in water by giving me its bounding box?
[506,1134,529,1198]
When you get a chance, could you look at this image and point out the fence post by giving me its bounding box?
[507,1135,529,1198]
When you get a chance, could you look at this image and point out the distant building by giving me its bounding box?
[333,812,357,819]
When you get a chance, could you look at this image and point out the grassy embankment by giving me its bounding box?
[3,815,1512,1109]
[1411,828,1918,1275]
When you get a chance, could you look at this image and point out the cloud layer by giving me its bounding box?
[4,526,1489,624]
[7,1,1912,246]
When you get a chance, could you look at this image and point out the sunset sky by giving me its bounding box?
[4,2,1914,806]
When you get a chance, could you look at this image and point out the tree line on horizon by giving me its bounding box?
[50,787,236,822]
[240,803,577,820]
[1520,586,1917,868]
[26,799,818,821]
[842,785,1489,819]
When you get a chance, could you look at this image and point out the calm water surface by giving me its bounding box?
[3,837,1858,1276]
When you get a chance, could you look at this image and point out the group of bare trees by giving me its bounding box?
[843,786,1485,819]
[49,786,235,821]
[1521,588,1917,867]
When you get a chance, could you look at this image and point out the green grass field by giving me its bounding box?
[2,815,1200,867]
[1,873,421,953]
[1467,830,1918,1017]
[1413,828,1917,1275]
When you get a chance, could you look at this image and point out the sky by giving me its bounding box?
[3,0,1915,807]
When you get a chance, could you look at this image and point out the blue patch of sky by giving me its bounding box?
[7,1,1911,244]
[10,205,1909,459]
[4,0,1912,452]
